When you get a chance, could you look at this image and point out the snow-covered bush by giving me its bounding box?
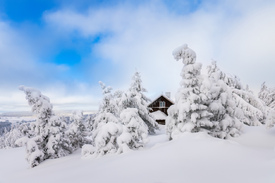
[17,86,73,167]
[166,44,212,140]
[82,121,122,158]
[17,136,44,167]
[87,111,121,157]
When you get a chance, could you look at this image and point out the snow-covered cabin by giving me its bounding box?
[148,93,174,125]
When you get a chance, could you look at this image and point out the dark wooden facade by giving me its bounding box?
[148,95,174,115]
[148,95,174,125]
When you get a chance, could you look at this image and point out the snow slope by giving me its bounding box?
[1,126,275,183]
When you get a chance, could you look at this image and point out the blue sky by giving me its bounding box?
[0,0,275,112]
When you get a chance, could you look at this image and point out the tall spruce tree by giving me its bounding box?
[120,72,159,135]
[16,86,72,167]
[166,44,212,140]
[82,82,122,157]
[203,61,243,138]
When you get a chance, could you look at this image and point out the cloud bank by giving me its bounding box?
[1,0,275,112]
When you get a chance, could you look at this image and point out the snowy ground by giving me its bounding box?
[1,125,275,183]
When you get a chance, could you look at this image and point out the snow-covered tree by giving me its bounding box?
[82,113,123,157]
[259,82,275,109]
[207,61,265,126]
[117,108,148,152]
[119,72,159,135]
[231,87,265,126]
[17,86,73,167]
[258,83,275,127]
[98,81,119,115]
[203,61,243,138]
[82,82,123,157]
[85,114,95,135]
[166,44,212,140]
[3,124,24,148]
[265,108,275,128]
[92,81,120,130]
[67,111,91,150]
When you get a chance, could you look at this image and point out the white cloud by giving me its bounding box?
[2,0,275,112]
[44,0,275,97]
[0,19,100,112]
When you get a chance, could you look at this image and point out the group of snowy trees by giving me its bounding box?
[0,122,31,149]
[13,72,158,167]
[82,72,158,157]
[2,43,275,168]
[14,86,93,167]
[166,44,275,140]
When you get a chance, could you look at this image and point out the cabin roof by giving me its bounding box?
[148,94,174,107]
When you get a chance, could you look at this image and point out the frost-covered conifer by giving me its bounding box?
[2,124,24,148]
[209,62,265,126]
[67,111,90,150]
[98,81,119,115]
[120,72,159,135]
[203,61,243,138]
[17,86,73,167]
[259,82,275,109]
[117,108,148,152]
[82,122,122,157]
[92,82,120,130]
[258,83,275,126]
[166,44,212,140]
[231,87,265,126]
[82,113,122,157]
[216,74,265,126]
[82,82,122,157]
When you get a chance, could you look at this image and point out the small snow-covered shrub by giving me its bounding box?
[83,121,122,158]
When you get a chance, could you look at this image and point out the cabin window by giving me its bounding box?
[159,101,165,108]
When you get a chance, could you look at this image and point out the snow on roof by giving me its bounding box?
[151,110,167,120]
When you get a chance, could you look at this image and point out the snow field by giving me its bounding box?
[1,125,275,183]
